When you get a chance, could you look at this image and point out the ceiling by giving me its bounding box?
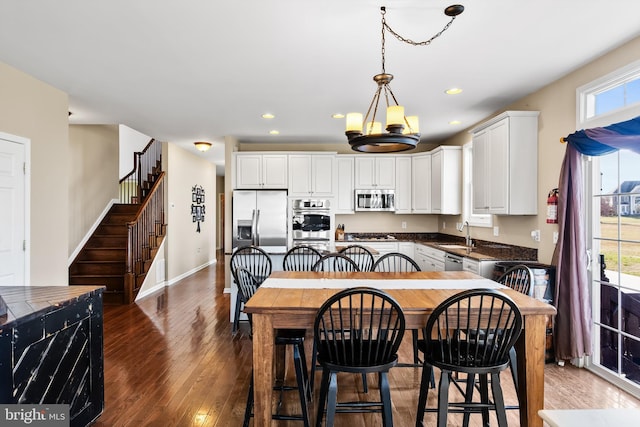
[2,1,640,176]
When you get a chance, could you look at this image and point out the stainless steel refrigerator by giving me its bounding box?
[232,190,288,251]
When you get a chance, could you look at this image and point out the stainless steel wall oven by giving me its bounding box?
[291,199,332,250]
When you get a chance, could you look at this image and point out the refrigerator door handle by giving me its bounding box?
[254,209,261,246]
[251,209,257,246]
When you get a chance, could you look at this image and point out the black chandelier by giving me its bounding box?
[346,4,464,153]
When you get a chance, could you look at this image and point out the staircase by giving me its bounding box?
[69,139,166,305]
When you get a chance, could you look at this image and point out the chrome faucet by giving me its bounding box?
[457,221,473,247]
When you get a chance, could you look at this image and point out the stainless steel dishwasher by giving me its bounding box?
[444,253,464,271]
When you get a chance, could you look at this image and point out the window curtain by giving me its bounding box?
[552,116,640,361]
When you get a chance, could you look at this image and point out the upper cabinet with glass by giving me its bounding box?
[470,111,539,215]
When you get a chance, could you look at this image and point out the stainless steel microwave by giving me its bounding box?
[354,189,395,212]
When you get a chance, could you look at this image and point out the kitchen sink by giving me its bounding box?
[437,244,469,250]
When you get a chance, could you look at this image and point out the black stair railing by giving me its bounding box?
[119,139,161,204]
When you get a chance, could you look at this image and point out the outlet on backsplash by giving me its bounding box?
[401,221,407,229]
[442,221,446,229]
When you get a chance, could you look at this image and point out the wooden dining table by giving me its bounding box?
[243,270,557,427]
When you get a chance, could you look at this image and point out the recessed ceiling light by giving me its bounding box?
[332,113,345,119]
[445,88,463,95]
[261,113,275,119]
[449,120,462,125]
[269,130,280,135]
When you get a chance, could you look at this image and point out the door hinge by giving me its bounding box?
[23,240,26,251]
[23,162,26,174]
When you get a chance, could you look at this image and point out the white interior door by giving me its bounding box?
[0,132,27,285]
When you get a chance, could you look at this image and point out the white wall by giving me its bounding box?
[119,125,152,179]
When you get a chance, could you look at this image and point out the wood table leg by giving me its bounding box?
[253,313,275,427]
[516,314,547,427]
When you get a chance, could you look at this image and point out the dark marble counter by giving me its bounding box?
[344,232,537,262]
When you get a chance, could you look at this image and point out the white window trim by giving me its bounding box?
[462,141,492,228]
[580,59,640,399]
[577,58,640,129]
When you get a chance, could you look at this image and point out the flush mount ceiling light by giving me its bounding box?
[194,141,212,152]
[346,4,464,153]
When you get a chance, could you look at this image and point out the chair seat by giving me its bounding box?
[275,328,306,344]
[417,340,511,372]
[316,340,399,370]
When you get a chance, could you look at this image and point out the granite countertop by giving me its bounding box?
[226,233,538,262]
[344,232,538,262]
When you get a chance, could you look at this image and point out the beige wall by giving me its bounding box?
[0,61,69,285]
[216,175,225,250]
[336,213,438,233]
[438,35,640,263]
[166,143,217,281]
[68,125,119,255]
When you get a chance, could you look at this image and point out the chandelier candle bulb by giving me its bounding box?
[403,116,420,134]
[386,105,405,129]
[346,112,363,133]
[366,121,382,135]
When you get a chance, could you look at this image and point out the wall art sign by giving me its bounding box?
[191,185,205,233]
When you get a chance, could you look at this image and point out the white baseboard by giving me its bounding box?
[166,258,217,287]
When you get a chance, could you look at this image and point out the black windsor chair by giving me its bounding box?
[283,245,322,271]
[314,287,406,427]
[415,288,523,427]
[230,245,272,333]
[312,253,360,272]
[372,252,423,367]
[235,266,311,427]
[338,244,375,272]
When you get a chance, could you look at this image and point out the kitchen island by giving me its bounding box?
[244,270,556,427]
[0,285,104,427]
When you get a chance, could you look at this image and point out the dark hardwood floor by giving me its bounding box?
[93,250,639,426]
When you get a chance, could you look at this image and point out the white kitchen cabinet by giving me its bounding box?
[335,156,355,214]
[462,257,497,279]
[415,244,444,272]
[431,146,462,215]
[235,153,288,189]
[288,153,335,197]
[354,156,395,189]
[470,111,539,215]
[395,156,412,214]
[398,241,414,259]
[361,241,398,261]
[411,153,431,213]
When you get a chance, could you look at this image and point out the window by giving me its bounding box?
[462,142,492,227]
[581,58,640,397]
[579,59,640,128]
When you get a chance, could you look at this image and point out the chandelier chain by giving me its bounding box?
[381,11,387,73]
[382,12,458,47]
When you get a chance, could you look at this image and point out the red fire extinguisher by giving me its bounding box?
[547,188,559,224]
